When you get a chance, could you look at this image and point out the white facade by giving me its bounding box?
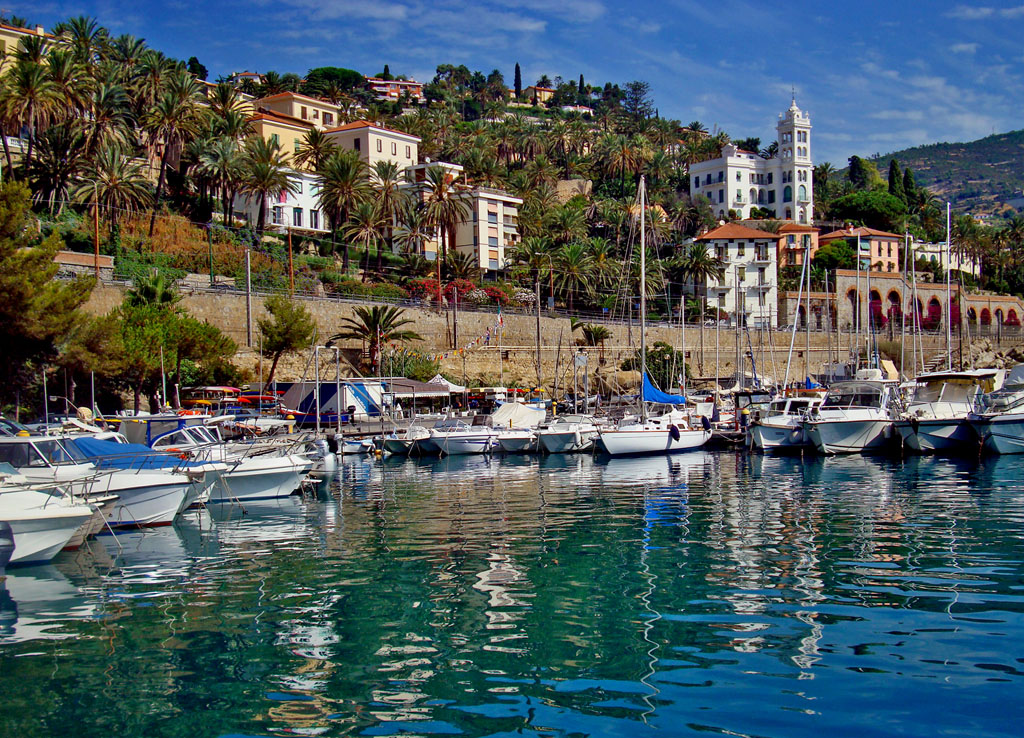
[914,240,982,279]
[690,98,814,224]
[697,224,780,328]
[235,169,329,234]
[455,188,523,276]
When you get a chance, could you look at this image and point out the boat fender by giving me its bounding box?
[574,430,581,447]
[910,417,919,434]
[669,424,681,441]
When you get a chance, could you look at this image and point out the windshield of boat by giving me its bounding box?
[0,441,47,468]
[822,383,884,408]
[0,417,30,436]
[913,381,976,404]
[34,439,88,465]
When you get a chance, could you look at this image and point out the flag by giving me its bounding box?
[498,307,503,327]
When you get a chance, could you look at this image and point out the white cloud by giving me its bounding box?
[946,4,1024,19]
[951,42,979,54]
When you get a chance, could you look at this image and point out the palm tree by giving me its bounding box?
[317,149,371,270]
[124,271,181,307]
[145,70,206,236]
[293,127,337,172]
[553,241,594,311]
[73,143,153,238]
[675,242,725,374]
[446,250,480,281]
[239,135,296,236]
[580,323,612,362]
[507,235,553,302]
[198,136,245,224]
[0,60,60,170]
[421,165,470,298]
[26,123,87,214]
[344,201,386,282]
[53,15,108,65]
[370,160,406,274]
[82,81,132,156]
[327,305,422,372]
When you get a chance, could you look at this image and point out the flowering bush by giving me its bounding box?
[1005,312,1021,327]
[483,286,512,306]
[443,279,477,300]
[406,278,441,301]
[513,289,536,305]
[466,288,490,304]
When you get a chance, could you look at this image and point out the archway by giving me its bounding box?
[847,289,859,329]
[967,307,977,324]
[869,290,884,328]
[924,297,942,330]
[1008,309,1020,327]
[798,304,807,329]
[996,308,1004,325]
[749,188,757,204]
[981,308,992,326]
[887,290,902,323]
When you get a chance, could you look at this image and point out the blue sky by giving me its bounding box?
[24,1,1024,165]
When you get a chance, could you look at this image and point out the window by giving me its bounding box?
[694,176,700,189]
[293,207,302,227]
[736,171,741,182]
[323,113,333,126]
[737,266,746,282]
[488,236,499,247]
[783,185,793,203]
[301,106,308,120]
[406,145,411,158]
[798,185,807,201]
[310,210,320,230]
[717,171,723,182]
[294,138,302,154]
[736,189,742,202]
[313,110,319,119]
[391,142,397,155]
[354,138,360,151]
[272,206,283,225]
[719,189,724,204]
[270,133,280,146]
[377,139,383,152]
[737,241,745,257]
[767,172,773,185]
[294,179,302,194]
[487,212,498,223]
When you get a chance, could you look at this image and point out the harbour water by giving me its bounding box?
[2,451,1023,737]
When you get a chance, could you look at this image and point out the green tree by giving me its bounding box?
[811,239,857,272]
[186,56,208,80]
[257,295,316,386]
[675,242,725,374]
[887,159,905,203]
[0,182,95,405]
[514,62,522,98]
[317,149,371,270]
[827,190,908,232]
[579,323,611,362]
[241,135,296,236]
[73,142,153,238]
[327,305,423,372]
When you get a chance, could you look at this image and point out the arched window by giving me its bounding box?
[981,308,992,325]
[783,185,793,202]
[785,208,792,220]
[749,188,757,204]
[798,185,807,201]
[967,307,977,324]
[996,308,1004,325]
[758,190,765,204]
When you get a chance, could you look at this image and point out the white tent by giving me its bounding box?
[427,374,466,393]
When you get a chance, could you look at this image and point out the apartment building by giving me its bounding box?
[690,98,814,224]
[776,222,819,268]
[255,92,340,129]
[453,188,523,277]
[696,223,780,327]
[365,77,425,103]
[819,226,900,273]
[324,121,419,171]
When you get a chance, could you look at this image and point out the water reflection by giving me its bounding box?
[2,450,1024,737]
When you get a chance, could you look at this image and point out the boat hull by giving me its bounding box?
[496,434,536,453]
[2,492,94,565]
[537,429,596,454]
[805,419,895,455]
[895,417,975,453]
[750,420,808,450]
[102,479,191,528]
[212,455,312,502]
[969,413,1024,455]
[597,428,710,457]
[434,432,497,455]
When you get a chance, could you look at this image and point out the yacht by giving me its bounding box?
[597,406,711,457]
[495,428,537,453]
[895,369,1004,453]
[381,425,430,455]
[967,365,1024,454]
[750,395,823,451]
[536,415,602,454]
[429,418,499,455]
[802,371,901,454]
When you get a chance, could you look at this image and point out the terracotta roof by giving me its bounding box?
[777,222,817,233]
[697,223,780,241]
[250,109,315,129]
[323,120,421,141]
[256,91,333,105]
[365,77,422,85]
[0,23,49,37]
[820,226,901,240]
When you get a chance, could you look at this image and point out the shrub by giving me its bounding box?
[406,278,441,301]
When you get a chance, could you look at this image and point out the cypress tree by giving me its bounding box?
[578,74,584,92]
[888,159,906,203]
[848,156,868,189]
[382,64,391,80]
[514,63,522,98]
[903,167,918,205]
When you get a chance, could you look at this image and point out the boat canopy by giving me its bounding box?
[822,382,886,409]
[641,373,686,405]
[491,402,546,429]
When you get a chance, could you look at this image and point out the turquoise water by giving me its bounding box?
[2,452,1024,737]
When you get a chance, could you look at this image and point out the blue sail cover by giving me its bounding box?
[69,437,196,471]
[641,373,687,405]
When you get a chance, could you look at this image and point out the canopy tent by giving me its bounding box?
[382,377,452,399]
[491,402,546,429]
[427,374,466,393]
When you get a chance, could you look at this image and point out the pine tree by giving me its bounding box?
[848,156,868,189]
[514,63,522,98]
[888,159,906,203]
[903,167,918,206]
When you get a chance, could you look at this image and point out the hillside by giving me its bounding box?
[868,129,1024,214]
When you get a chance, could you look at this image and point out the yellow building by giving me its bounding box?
[0,22,48,68]
[324,121,419,171]
[255,92,340,130]
[249,109,315,164]
[522,85,554,104]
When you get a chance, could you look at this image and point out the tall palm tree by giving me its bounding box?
[446,250,480,281]
[344,201,386,282]
[239,135,296,236]
[421,165,470,299]
[198,136,245,224]
[327,305,422,372]
[580,323,612,362]
[317,149,371,270]
[145,69,207,236]
[553,241,594,311]
[82,81,132,156]
[53,15,108,65]
[0,60,60,170]
[507,235,553,303]
[293,127,337,172]
[73,142,154,238]
[394,202,433,256]
[26,123,87,214]
[675,242,725,374]
[370,160,406,274]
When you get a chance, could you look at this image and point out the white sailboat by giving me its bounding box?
[597,177,711,457]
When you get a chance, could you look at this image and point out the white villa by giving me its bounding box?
[690,98,814,224]
[696,223,780,328]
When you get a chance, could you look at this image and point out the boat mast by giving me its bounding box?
[946,201,952,371]
[639,176,647,422]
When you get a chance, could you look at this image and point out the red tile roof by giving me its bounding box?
[820,226,901,240]
[697,223,780,241]
[324,120,421,141]
[777,222,817,233]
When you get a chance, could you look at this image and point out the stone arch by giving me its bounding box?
[758,189,765,204]
[981,308,992,325]
[996,308,1004,324]
[798,304,807,328]
[749,187,757,204]
[847,288,859,328]
[967,307,977,324]
[1009,308,1019,325]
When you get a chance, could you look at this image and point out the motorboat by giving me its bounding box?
[967,364,1024,454]
[495,428,537,454]
[0,484,95,565]
[802,371,901,454]
[895,369,1004,453]
[536,415,602,454]
[0,435,193,528]
[750,395,823,451]
[380,426,430,455]
[430,419,499,456]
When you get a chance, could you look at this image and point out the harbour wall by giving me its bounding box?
[85,284,955,388]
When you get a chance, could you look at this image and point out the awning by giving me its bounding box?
[384,377,453,399]
[427,374,466,393]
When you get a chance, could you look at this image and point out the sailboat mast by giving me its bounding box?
[639,176,647,421]
[946,201,953,371]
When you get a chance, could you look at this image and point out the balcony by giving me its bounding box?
[752,251,772,264]
[752,282,774,291]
